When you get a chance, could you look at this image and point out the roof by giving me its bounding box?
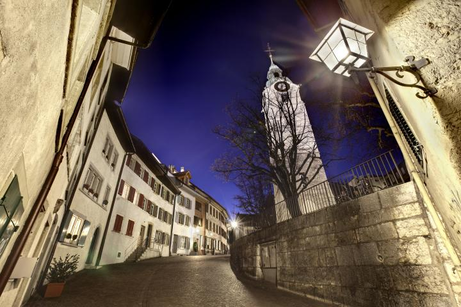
[111,0,173,47]
[189,183,229,218]
[130,134,180,194]
[104,101,135,153]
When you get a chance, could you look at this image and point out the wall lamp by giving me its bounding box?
[309,18,437,99]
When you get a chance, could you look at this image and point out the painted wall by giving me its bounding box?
[53,111,125,271]
[172,187,195,255]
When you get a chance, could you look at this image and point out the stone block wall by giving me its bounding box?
[231,182,461,306]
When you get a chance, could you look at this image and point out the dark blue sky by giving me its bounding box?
[122,0,396,215]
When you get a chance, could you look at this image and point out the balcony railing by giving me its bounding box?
[275,150,408,222]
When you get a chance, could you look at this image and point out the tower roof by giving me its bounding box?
[264,43,284,87]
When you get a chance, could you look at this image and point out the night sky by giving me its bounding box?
[121,0,396,215]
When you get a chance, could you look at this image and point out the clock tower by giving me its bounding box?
[262,45,332,221]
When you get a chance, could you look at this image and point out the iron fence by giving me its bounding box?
[275,150,408,222]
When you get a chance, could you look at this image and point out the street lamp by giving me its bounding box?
[230,220,238,229]
[309,18,437,99]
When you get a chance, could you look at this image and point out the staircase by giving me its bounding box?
[124,238,148,263]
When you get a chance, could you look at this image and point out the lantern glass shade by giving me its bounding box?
[309,18,374,77]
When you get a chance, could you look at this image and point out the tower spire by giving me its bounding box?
[264,43,275,64]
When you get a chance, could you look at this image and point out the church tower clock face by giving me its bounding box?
[274,81,290,92]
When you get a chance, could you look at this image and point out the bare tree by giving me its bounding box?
[213,77,333,218]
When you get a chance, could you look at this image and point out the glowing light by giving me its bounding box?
[230,220,239,229]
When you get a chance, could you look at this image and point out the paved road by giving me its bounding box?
[27,255,331,307]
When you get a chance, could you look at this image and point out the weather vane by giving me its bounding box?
[264,43,275,63]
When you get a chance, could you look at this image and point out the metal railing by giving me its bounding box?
[275,150,408,222]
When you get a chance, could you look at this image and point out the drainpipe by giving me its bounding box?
[367,76,460,266]
[95,153,132,266]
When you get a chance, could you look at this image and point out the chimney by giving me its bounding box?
[169,165,177,173]
[180,166,185,172]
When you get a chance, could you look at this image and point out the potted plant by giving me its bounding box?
[44,254,79,298]
[193,242,198,253]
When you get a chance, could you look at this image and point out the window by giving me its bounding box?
[0,176,24,257]
[152,204,158,217]
[60,212,91,246]
[126,220,135,236]
[185,216,190,226]
[164,233,170,245]
[143,171,149,183]
[177,195,184,206]
[154,230,162,243]
[102,136,114,161]
[385,86,424,166]
[178,213,185,225]
[102,185,111,207]
[111,150,119,169]
[196,203,202,211]
[134,162,141,176]
[163,211,168,223]
[83,166,103,200]
[281,93,289,102]
[185,198,191,209]
[169,194,175,204]
[113,214,123,232]
[194,216,202,226]
[161,187,167,200]
[158,208,164,221]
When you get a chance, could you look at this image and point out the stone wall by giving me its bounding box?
[231,182,461,306]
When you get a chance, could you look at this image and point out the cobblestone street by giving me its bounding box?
[26,255,330,307]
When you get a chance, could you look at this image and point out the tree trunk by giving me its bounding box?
[279,186,302,218]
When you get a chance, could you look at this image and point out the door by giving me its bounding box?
[146,224,153,248]
[85,227,99,264]
[261,242,277,284]
[138,225,145,247]
[172,235,178,253]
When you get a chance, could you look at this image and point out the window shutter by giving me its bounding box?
[134,162,141,175]
[118,179,125,196]
[77,220,91,246]
[128,186,135,202]
[143,171,149,183]
[138,194,145,208]
[126,155,132,166]
[58,210,74,241]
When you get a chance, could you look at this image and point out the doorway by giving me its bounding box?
[85,227,100,264]
[138,225,146,247]
[261,242,277,284]
[172,234,178,253]
[146,224,153,248]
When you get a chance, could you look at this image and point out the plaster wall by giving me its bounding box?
[102,156,174,262]
[231,182,461,306]
[172,187,195,255]
[53,112,125,271]
[344,0,461,260]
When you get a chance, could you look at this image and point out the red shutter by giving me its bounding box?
[114,215,123,232]
[138,194,144,208]
[128,187,135,202]
[126,155,132,166]
[118,180,125,196]
[143,171,149,183]
[134,162,141,175]
[126,220,134,236]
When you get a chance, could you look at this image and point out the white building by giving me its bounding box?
[170,168,203,255]
[262,54,332,221]
[101,136,179,263]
